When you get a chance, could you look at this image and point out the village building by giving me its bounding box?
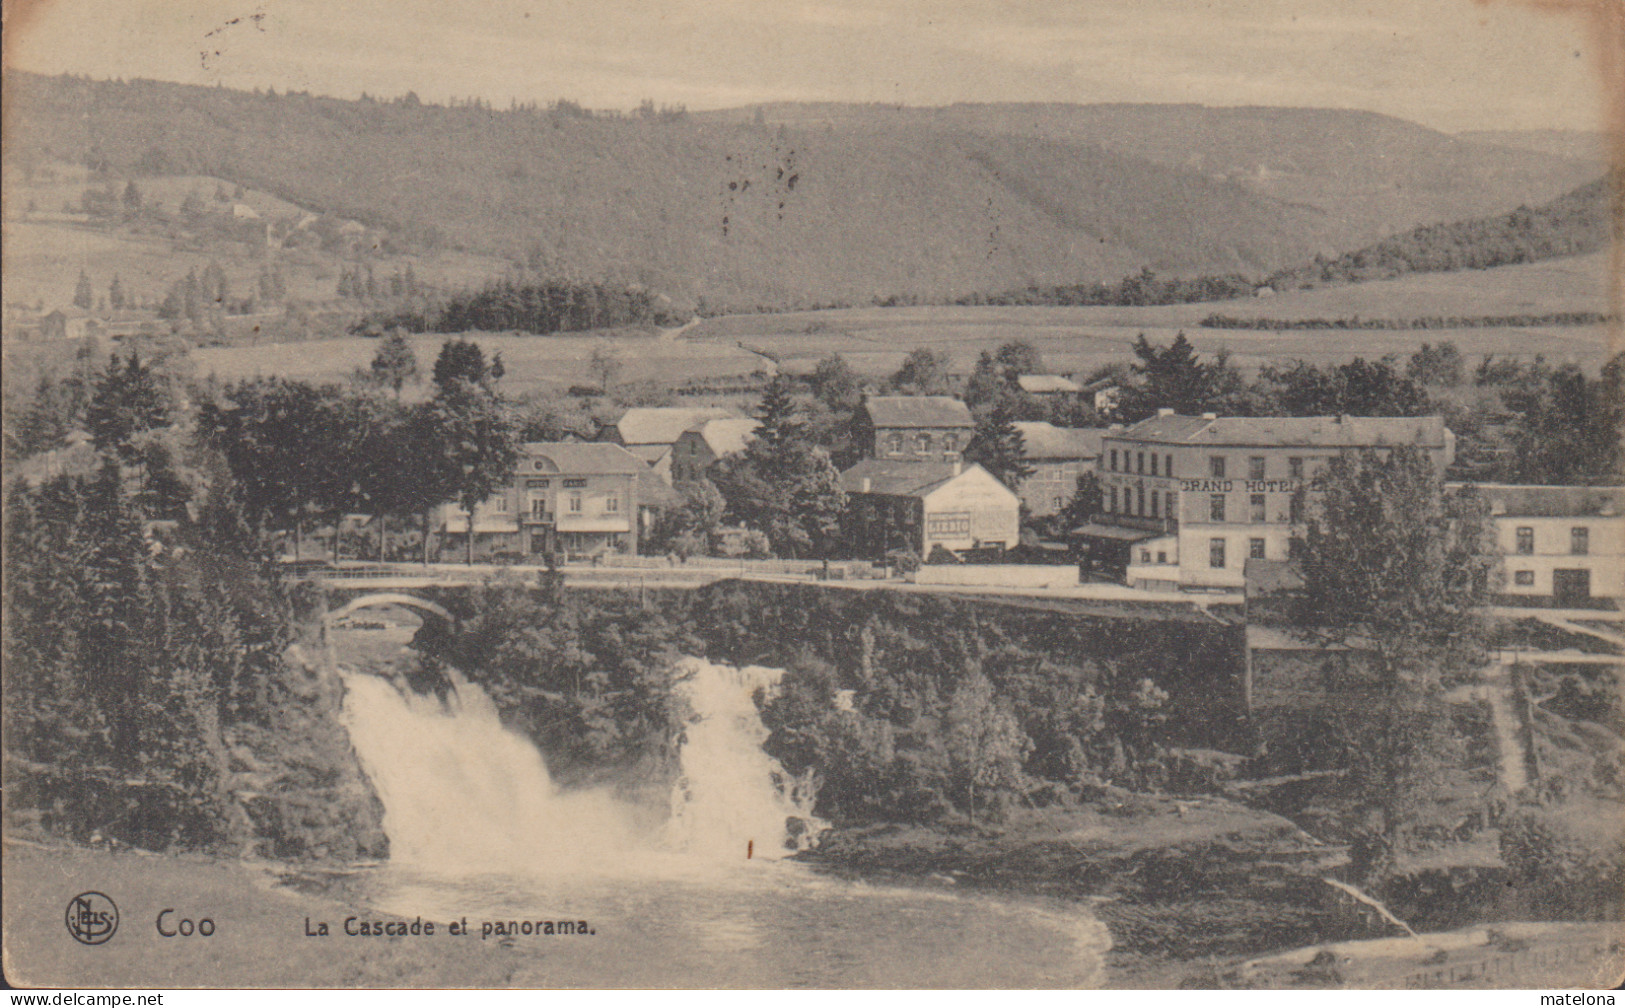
[1012,421,1103,518]
[670,417,760,483]
[39,307,96,341]
[437,442,677,560]
[1458,483,1623,605]
[839,459,1020,558]
[1015,374,1081,397]
[852,395,974,462]
[599,406,744,484]
[1076,410,1455,591]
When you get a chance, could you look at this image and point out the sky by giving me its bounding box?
[2,0,1616,133]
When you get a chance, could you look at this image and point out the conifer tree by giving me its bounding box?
[73,270,94,309]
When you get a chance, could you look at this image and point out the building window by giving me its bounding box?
[1249,456,1266,480]
[887,433,903,454]
[1140,549,1151,563]
[1249,537,1265,560]
[1165,454,1174,477]
[1289,457,1304,479]
[1166,491,1177,519]
[1289,495,1304,524]
[1136,452,1145,474]
[604,494,620,513]
[1513,570,1535,586]
[1136,485,1146,515]
[1149,454,1159,476]
[1209,456,1225,479]
[1250,494,1266,523]
[944,434,958,452]
[1149,492,1159,518]
[915,433,931,454]
[1109,449,1118,472]
[1051,496,1063,510]
[1210,538,1226,568]
[1108,486,1117,512]
[1516,527,1534,555]
[562,478,587,488]
[567,492,583,513]
[1209,494,1225,522]
[534,459,548,471]
[1156,551,1167,564]
[1572,527,1589,555]
[1288,537,1303,559]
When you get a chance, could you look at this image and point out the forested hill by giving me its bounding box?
[1267,172,1618,288]
[2,72,1600,309]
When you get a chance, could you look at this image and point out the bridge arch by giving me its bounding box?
[325,592,455,625]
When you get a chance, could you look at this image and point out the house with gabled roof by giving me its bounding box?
[852,395,974,463]
[671,417,760,483]
[1012,421,1103,518]
[839,458,1019,558]
[437,441,677,560]
[599,405,744,484]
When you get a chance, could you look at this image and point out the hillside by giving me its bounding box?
[1266,173,1618,289]
[1458,129,1613,165]
[2,73,1599,309]
[701,102,1602,242]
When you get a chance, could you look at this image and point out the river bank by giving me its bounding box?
[795,796,1624,989]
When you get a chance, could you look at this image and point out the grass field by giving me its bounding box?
[10,251,1617,402]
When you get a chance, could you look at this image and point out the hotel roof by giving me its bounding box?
[1114,413,1451,448]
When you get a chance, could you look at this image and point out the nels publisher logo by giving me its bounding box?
[65,892,119,945]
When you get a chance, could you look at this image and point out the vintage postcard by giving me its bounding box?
[2,0,1622,992]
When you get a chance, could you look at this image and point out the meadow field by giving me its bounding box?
[11,250,1616,401]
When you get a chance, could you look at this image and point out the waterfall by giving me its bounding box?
[339,657,824,875]
[662,657,827,860]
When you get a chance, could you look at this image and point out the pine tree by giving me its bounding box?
[369,332,419,398]
[73,270,93,309]
[108,275,125,310]
[87,352,171,463]
[964,406,1032,489]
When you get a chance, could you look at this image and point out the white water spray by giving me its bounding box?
[663,657,827,861]
[339,657,824,874]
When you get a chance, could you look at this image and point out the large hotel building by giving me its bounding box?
[1074,410,1455,591]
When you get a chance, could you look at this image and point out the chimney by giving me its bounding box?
[952,459,962,476]
[1336,414,1349,425]
[1157,408,1175,417]
[1201,412,1217,420]
[861,476,872,493]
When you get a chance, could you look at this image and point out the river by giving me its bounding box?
[326,624,1109,987]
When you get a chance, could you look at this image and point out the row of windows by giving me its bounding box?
[495,492,621,515]
[1106,485,1177,518]
[1108,449,1176,476]
[884,432,960,453]
[1204,537,1271,568]
[1106,487,1306,524]
[1107,449,1317,480]
[1514,526,1590,555]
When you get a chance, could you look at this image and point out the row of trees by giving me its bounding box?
[197,338,518,565]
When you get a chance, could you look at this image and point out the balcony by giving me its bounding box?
[522,511,555,525]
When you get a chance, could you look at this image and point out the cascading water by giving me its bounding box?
[339,656,824,871]
[662,657,827,860]
[330,641,1108,986]
[340,668,638,873]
